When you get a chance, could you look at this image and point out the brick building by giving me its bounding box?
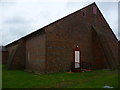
[0,46,8,64]
[4,3,119,73]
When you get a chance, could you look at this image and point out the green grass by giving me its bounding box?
[2,64,118,88]
[0,64,2,89]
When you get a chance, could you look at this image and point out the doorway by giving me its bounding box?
[71,46,81,72]
[75,51,80,68]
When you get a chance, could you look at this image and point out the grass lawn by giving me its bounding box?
[2,64,118,88]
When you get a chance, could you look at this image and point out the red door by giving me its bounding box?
[72,46,81,72]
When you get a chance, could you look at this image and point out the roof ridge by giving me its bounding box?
[6,2,96,46]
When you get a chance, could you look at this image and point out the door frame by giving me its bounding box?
[72,46,81,72]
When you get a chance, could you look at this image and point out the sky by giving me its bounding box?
[0,0,119,45]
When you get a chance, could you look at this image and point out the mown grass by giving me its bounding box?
[2,64,118,88]
[0,64,2,89]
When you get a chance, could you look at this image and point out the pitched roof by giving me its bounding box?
[6,2,96,47]
[5,2,118,47]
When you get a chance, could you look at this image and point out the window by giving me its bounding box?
[82,11,86,17]
[83,12,85,16]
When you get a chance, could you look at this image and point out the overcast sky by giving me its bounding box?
[0,0,119,45]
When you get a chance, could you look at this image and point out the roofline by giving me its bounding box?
[94,2,119,42]
[42,2,96,29]
[6,28,44,47]
[5,2,95,47]
[6,2,119,47]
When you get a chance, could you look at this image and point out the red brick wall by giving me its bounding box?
[25,30,46,73]
[91,27,108,69]
[7,39,26,69]
[2,51,8,64]
[6,3,119,73]
[7,41,18,54]
[95,7,119,68]
[44,4,94,73]
[44,3,118,73]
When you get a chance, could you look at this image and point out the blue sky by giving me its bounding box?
[0,0,119,45]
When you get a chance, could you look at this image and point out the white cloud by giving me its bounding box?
[0,1,119,45]
[118,1,120,40]
[0,0,119,3]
